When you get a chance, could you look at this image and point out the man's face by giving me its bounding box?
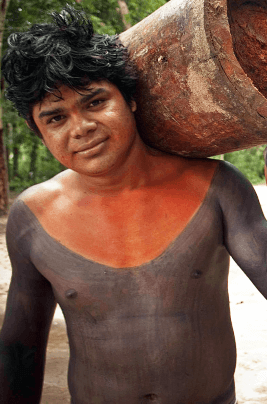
[32,81,138,177]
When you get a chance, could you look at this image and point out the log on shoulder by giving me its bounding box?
[120,0,267,158]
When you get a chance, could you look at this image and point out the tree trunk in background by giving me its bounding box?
[117,1,131,30]
[0,0,11,213]
[0,120,8,213]
[5,122,11,177]
[12,146,19,178]
[29,135,39,181]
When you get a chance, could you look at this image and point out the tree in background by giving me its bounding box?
[0,0,11,213]
[117,1,131,30]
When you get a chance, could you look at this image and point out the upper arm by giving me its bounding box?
[0,197,56,401]
[217,161,267,298]
[1,198,56,347]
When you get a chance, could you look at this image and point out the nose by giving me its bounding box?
[70,115,97,139]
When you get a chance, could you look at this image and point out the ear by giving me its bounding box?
[130,100,137,112]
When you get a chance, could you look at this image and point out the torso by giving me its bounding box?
[22,156,218,268]
[15,156,236,403]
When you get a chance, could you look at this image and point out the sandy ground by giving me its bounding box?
[0,187,267,403]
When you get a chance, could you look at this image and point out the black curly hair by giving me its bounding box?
[1,5,137,138]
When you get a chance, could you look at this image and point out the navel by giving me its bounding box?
[140,394,161,403]
[191,270,203,279]
[65,289,78,299]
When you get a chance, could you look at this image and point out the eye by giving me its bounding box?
[48,115,65,124]
[88,99,105,108]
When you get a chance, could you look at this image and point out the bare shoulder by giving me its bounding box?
[179,156,219,176]
[19,169,71,215]
[208,159,259,201]
[159,153,219,182]
[145,148,221,194]
[149,148,219,175]
[177,157,220,197]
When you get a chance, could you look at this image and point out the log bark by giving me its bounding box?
[120,0,267,158]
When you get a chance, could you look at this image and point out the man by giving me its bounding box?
[0,6,267,404]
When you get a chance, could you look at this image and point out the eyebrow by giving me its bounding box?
[38,107,64,120]
[38,88,107,120]
[77,88,107,106]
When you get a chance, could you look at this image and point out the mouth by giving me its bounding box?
[75,138,108,155]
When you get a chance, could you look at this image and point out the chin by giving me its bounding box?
[74,161,117,177]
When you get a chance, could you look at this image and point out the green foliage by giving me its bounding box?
[212,146,266,185]
[81,0,124,33]
[3,101,65,193]
[8,141,65,193]
[2,0,119,52]
[3,0,170,49]
[127,0,168,25]
[3,0,69,54]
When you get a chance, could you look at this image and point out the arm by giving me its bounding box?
[0,201,56,403]
[217,161,267,298]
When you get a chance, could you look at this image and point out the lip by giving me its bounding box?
[74,138,108,154]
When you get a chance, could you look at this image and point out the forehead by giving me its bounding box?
[35,80,118,110]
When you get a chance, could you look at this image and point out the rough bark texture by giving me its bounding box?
[228,1,267,98]
[0,0,10,214]
[120,0,267,158]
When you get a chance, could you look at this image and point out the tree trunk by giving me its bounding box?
[0,127,9,213]
[5,142,9,174]
[29,135,39,181]
[117,0,131,30]
[0,0,11,213]
[13,146,19,178]
[5,122,11,178]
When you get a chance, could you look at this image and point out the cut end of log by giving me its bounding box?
[228,0,267,99]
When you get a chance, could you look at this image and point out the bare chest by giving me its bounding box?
[31,187,208,267]
[24,160,218,267]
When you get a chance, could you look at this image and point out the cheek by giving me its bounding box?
[45,141,72,167]
[103,113,136,139]
[106,104,135,122]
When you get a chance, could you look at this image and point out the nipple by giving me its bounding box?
[140,394,161,403]
[191,270,203,279]
[65,289,78,299]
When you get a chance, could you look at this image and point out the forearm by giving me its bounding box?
[0,339,44,403]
